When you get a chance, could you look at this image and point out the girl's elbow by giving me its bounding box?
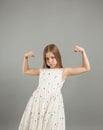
[83,66,90,72]
[22,69,27,74]
[86,66,91,71]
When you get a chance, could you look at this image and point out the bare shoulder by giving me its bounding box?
[62,67,72,80]
[62,67,72,75]
[33,68,40,76]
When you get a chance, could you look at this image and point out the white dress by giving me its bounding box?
[18,68,65,130]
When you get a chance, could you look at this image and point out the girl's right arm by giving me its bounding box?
[23,51,40,76]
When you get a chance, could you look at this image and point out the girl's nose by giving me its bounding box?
[49,58,52,63]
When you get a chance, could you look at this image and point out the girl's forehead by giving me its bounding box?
[45,52,55,57]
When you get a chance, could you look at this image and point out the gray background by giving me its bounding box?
[0,0,103,130]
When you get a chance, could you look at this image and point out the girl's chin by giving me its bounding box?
[47,64,57,68]
[50,65,57,69]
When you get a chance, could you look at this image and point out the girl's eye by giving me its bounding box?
[46,58,49,61]
[46,56,55,61]
[51,57,55,59]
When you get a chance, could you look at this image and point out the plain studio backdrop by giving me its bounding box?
[0,0,103,130]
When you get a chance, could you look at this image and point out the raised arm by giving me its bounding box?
[23,51,39,76]
[62,45,90,80]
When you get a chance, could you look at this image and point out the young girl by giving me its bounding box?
[18,44,90,130]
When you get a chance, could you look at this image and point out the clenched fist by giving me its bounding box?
[73,45,84,53]
[24,51,35,58]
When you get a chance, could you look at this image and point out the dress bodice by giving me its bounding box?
[38,68,65,91]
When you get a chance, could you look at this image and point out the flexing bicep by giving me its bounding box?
[23,68,40,76]
[62,67,88,79]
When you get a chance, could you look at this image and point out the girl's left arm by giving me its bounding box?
[63,45,90,80]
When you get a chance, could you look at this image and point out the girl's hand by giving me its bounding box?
[24,51,35,58]
[73,45,84,53]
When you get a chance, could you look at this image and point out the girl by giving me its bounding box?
[18,44,90,130]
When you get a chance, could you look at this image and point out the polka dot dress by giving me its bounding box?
[18,68,65,130]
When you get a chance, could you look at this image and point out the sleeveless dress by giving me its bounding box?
[18,68,65,130]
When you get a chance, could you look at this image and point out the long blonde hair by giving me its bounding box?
[43,44,63,68]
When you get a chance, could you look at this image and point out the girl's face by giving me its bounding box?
[45,52,57,68]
